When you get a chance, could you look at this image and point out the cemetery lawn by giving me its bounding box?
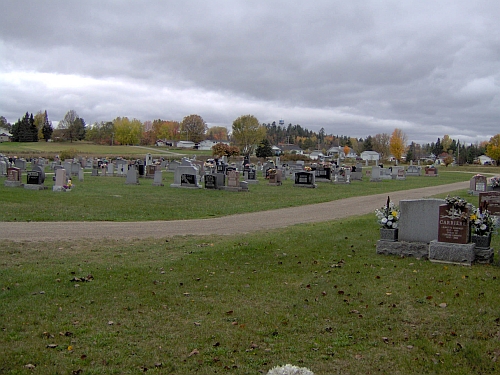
[0,170,478,222]
[1,215,499,374]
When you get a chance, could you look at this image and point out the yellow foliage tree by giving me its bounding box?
[486,134,500,165]
[232,115,266,155]
[113,117,143,145]
[389,128,407,162]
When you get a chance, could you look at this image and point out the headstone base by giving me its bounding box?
[376,241,429,259]
[4,181,23,187]
[170,184,201,189]
[293,183,317,188]
[24,184,48,190]
[244,180,259,184]
[429,240,475,266]
[268,182,282,186]
[333,180,350,184]
[52,186,68,192]
[475,247,494,264]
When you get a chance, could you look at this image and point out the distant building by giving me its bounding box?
[197,140,230,151]
[360,150,380,162]
[0,130,12,143]
[478,155,493,165]
[176,140,196,148]
[309,150,325,160]
[278,144,303,155]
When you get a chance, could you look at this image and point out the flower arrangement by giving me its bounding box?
[304,166,312,171]
[491,176,500,188]
[266,364,314,375]
[375,196,400,229]
[445,195,468,210]
[470,202,498,236]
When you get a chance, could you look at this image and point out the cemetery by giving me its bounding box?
[1,150,500,375]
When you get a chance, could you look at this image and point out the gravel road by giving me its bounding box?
[0,181,468,242]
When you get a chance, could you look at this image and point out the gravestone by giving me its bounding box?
[25,166,46,190]
[146,165,156,178]
[225,170,244,192]
[0,160,6,176]
[294,171,317,188]
[268,169,282,186]
[53,168,68,191]
[167,160,181,172]
[116,160,128,176]
[429,203,474,265]
[204,174,217,189]
[146,153,153,166]
[78,167,84,182]
[107,163,115,176]
[214,173,225,189]
[406,165,421,176]
[424,166,438,177]
[315,166,331,181]
[469,174,487,195]
[370,166,381,182]
[152,170,164,186]
[350,164,362,181]
[245,169,259,184]
[479,191,500,216]
[380,168,392,180]
[170,162,200,188]
[125,168,139,185]
[5,167,22,187]
[14,158,27,171]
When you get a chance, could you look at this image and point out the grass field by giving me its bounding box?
[0,169,485,222]
[1,216,499,374]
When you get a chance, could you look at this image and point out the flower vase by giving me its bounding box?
[380,228,398,242]
[471,233,492,249]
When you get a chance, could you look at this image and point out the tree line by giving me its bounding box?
[1,110,499,165]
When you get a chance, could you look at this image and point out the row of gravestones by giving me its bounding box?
[3,166,72,191]
[376,191,500,265]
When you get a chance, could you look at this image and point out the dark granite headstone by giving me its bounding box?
[479,191,500,216]
[437,204,470,244]
[204,174,217,189]
[181,173,196,186]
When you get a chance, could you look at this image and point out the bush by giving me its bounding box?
[59,148,79,160]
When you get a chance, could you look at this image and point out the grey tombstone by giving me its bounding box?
[152,170,164,186]
[0,160,6,176]
[171,164,200,188]
[398,199,445,243]
[146,153,153,166]
[469,174,487,195]
[479,191,500,216]
[406,165,421,176]
[167,160,181,172]
[125,168,139,185]
[15,158,27,171]
[53,168,68,191]
[78,167,84,182]
[107,163,115,176]
[370,166,381,182]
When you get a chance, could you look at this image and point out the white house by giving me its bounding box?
[478,155,493,165]
[360,150,380,162]
[0,130,11,143]
[309,150,325,160]
[197,140,230,151]
[176,140,196,148]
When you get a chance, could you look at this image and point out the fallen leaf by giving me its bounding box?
[188,349,199,357]
[193,322,201,326]
[382,337,389,344]
[47,344,58,349]
[108,321,114,325]
[439,303,447,308]
[25,364,36,369]
[426,296,433,300]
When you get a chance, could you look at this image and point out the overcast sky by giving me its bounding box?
[1,0,499,145]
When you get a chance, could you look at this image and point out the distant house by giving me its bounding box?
[197,140,230,151]
[478,155,493,165]
[0,130,12,143]
[176,140,196,148]
[271,145,282,156]
[360,150,380,162]
[309,150,325,160]
[279,144,303,155]
[326,146,343,157]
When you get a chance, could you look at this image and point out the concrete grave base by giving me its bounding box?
[52,186,68,192]
[376,241,429,259]
[24,184,48,190]
[293,183,317,188]
[474,247,494,264]
[4,181,23,187]
[170,184,201,189]
[244,180,259,184]
[428,240,475,266]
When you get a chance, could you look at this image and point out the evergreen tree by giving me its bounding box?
[41,110,53,142]
[255,138,273,158]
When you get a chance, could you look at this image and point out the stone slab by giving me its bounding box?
[376,241,429,259]
[428,240,475,266]
[398,199,445,243]
[24,184,48,190]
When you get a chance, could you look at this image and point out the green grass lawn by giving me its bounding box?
[0,170,480,222]
[1,216,499,374]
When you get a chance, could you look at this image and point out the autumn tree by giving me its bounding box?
[113,117,143,145]
[212,143,240,157]
[486,134,500,165]
[59,110,86,142]
[152,119,181,141]
[85,121,114,145]
[232,115,266,155]
[180,114,207,143]
[372,133,390,160]
[389,128,407,162]
[441,135,452,154]
[207,126,228,141]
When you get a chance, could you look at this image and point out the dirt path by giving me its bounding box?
[0,181,469,242]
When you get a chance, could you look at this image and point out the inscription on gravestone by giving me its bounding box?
[204,174,217,189]
[437,204,469,244]
[181,174,196,186]
[479,191,500,216]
